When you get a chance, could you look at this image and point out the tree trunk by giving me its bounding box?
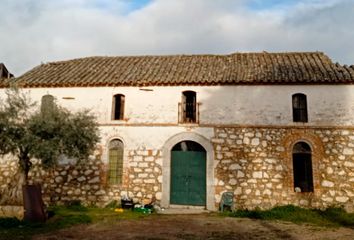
[19,153,46,222]
[22,184,46,222]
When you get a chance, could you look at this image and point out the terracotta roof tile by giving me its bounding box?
[7,52,354,88]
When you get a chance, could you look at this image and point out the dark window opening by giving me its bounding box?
[293,142,313,192]
[113,94,125,120]
[172,141,205,152]
[108,139,124,185]
[181,91,197,123]
[292,93,308,122]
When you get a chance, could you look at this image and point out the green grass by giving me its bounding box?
[0,205,148,239]
[226,205,354,228]
[2,204,353,239]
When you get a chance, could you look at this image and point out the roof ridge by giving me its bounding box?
[42,51,329,66]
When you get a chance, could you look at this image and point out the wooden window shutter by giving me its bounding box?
[182,93,187,122]
[120,95,125,120]
[113,94,125,120]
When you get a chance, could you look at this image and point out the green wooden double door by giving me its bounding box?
[170,151,206,206]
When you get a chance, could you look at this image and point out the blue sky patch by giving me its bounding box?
[248,0,298,10]
[128,0,152,10]
[91,0,152,13]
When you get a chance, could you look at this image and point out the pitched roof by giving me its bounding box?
[6,52,354,88]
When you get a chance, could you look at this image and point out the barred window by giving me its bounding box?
[292,93,308,122]
[112,94,125,120]
[108,139,124,185]
[293,142,314,192]
[181,91,196,123]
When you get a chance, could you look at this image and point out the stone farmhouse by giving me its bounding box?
[1,52,354,212]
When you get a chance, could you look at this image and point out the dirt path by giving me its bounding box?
[34,214,354,240]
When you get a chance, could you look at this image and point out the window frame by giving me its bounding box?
[292,141,314,193]
[107,139,124,185]
[112,94,125,120]
[292,93,308,122]
[179,91,199,124]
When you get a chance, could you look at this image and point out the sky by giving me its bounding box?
[0,0,353,76]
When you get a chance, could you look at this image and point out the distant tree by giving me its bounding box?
[0,88,100,221]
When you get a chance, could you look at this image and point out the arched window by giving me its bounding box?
[41,94,55,117]
[292,93,308,122]
[293,142,313,192]
[112,94,125,120]
[180,91,197,123]
[108,139,124,184]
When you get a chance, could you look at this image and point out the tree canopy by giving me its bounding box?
[0,88,100,183]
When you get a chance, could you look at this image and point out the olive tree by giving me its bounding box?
[0,88,100,220]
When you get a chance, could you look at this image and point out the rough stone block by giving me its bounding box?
[237,171,245,178]
[88,176,100,183]
[321,180,334,187]
[253,171,263,178]
[133,156,143,162]
[343,148,353,155]
[229,164,242,170]
[144,179,156,184]
[145,156,154,162]
[251,138,260,146]
[336,196,349,203]
[344,161,354,167]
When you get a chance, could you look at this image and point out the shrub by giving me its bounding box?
[0,217,22,228]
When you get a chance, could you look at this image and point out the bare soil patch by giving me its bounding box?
[33,214,354,240]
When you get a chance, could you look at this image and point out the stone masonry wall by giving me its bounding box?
[1,127,354,213]
[0,147,163,208]
[127,148,163,203]
[0,152,112,207]
[212,127,354,212]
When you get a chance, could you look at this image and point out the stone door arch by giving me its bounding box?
[161,132,215,210]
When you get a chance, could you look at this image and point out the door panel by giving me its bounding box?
[170,151,206,206]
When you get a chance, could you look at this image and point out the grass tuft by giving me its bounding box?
[227,205,354,228]
[318,207,354,227]
[104,200,120,209]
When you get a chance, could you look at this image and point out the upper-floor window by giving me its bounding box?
[112,94,125,120]
[179,91,198,123]
[292,93,308,122]
[41,94,54,117]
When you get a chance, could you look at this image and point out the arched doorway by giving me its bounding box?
[293,142,314,192]
[170,141,206,206]
[161,132,215,210]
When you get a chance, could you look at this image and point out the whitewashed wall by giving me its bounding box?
[1,85,353,125]
[1,84,354,153]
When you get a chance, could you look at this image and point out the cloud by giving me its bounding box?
[0,0,353,76]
